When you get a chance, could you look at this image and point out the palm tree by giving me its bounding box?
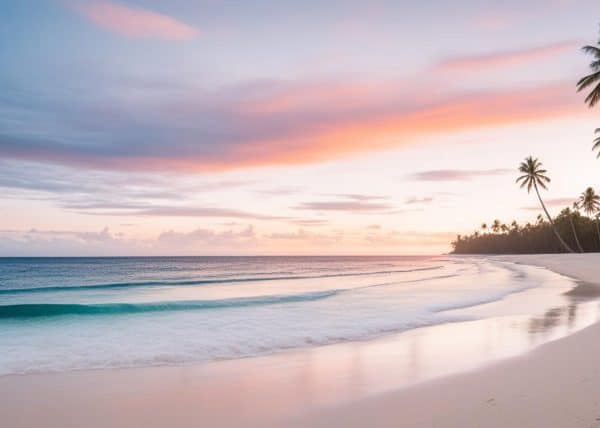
[579,187,600,245]
[491,219,501,233]
[516,157,575,253]
[481,223,488,233]
[596,214,600,247]
[593,129,600,158]
[568,203,584,253]
[510,220,519,232]
[577,32,600,107]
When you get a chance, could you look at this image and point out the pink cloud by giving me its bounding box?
[521,197,576,211]
[295,200,393,213]
[76,1,198,40]
[219,81,582,172]
[1,79,587,173]
[438,40,579,71]
[409,169,513,181]
[158,226,256,246]
[365,230,456,246]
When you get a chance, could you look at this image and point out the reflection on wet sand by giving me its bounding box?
[564,281,600,299]
[95,281,598,427]
[164,271,600,423]
[528,281,600,337]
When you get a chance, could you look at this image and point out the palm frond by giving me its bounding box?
[582,45,600,58]
[584,82,600,107]
[516,156,549,194]
[577,71,600,91]
[579,187,600,215]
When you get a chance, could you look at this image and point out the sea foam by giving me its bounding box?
[0,256,574,375]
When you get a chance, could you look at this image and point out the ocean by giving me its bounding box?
[0,256,582,375]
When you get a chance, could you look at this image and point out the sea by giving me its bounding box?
[0,255,590,375]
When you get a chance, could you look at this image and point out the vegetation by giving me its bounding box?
[577,31,600,107]
[453,161,600,254]
[580,187,600,243]
[452,27,600,255]
[452,209,600,254]
[593,129,600,158]
[515,156,575,253]
[568,203,584,253]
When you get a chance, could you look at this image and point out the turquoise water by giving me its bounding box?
[0,256,576,375]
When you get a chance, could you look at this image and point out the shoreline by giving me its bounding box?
[293,315,600,428]
[2,254,600,427]
[493,253,600,282]
[293,253,600,427]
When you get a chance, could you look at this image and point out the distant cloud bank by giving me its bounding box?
[408,168,513,181]
[437,40,579,71]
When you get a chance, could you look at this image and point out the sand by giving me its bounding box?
[496,253,600,285]
[293,322,600,427]
[2,254,600,427]
[292,254,600,427]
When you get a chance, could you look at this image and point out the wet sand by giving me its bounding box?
[293,254,600,427]
[292,316,600,428]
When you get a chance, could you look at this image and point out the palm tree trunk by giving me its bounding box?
[568,215,584,252]
[595,218,600,251]
[534,182,575,253]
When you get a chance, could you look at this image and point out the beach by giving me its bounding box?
[4,1,600,426]
[1,254,600,427]
[295,254,600,427]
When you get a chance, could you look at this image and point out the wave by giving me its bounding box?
[428,283,534,313]
[0,270,468,320]
[0,290,342,319]
[0,266,442,294]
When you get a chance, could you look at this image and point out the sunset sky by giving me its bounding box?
[1,0,599,256]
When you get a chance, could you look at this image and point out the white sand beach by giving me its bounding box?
[294,254,600,427]
[2,254,600,428]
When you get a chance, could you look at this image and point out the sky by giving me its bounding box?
[0,0,599,256]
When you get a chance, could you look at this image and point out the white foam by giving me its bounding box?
[0,258,576,375]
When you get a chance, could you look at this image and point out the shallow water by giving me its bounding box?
[0,256,595,375]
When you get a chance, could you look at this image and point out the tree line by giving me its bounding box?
[452,28,600,254]
[452,202,600,254]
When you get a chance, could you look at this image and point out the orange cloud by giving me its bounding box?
[365,230,456,246]
[188,81,582,171]
[0,80,586,172]
[76,1,198,40]
[437,40,579,71]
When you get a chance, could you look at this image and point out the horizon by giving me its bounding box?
[1,0,599,256]
[0,254,444,259]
